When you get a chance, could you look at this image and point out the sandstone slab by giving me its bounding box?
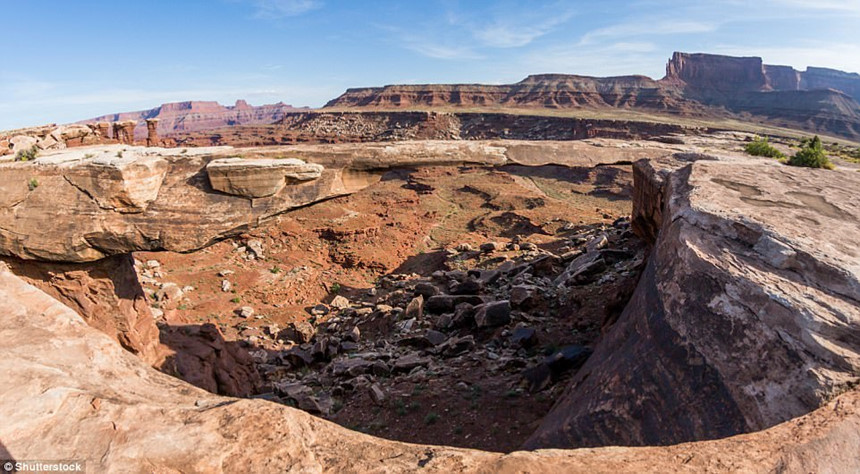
[206,157,323,198]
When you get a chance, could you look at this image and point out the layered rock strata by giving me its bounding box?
[526,153,860,448]
[0,140,665,262]
[0,257,858,471]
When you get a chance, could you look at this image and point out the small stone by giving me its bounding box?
[510,285,538,308]
[474,301,511,328]
[413,282,439,298]
[369,384,386,405]
[371,360,391,376]
[246,239,265,259]
[155,283,183,302]
[146,260,161,269]
[510,327,538,348]
[520,242,538,251]
[586,234,609,252]
[330,295,350,309]
[522,363,552,392]
[397,318,416,332]
[150,308,164,320]
[452,303,475,327]
[221,280,232,292]
[311,304,329,316]
[217,269,234,277]
[393,353,431,372]
[404,295,424,320]
[438,335,475,358]
[435,313,454,330]
[346,326,361,342]
[236,306,255,318]
[449,279,482,295]
[479,242,500,253]
[456,243,473,252]
[286,321,315,344]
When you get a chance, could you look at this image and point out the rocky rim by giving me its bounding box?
[0,126,858,471]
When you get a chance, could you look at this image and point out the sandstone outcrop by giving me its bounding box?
[0,141,530,262]
[82,100,309,139]
[526,153,860,448]
[180,111,700,148]
[0,254,161,364]
[207,157,323,198]
[321,51,860,140]
[0,262,859,472]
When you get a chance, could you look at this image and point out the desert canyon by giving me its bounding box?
[0,52,859,473]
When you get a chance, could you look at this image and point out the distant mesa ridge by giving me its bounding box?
[322,51,860,139]
[80,52,860,141]
[82,100,309,138]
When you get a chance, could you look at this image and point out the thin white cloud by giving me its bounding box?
[404,43,484,61]
[766,0,860,15]
[249,0,321,18]
[580,20,717,45]
[472,10,575,48]
[523,41,662,78]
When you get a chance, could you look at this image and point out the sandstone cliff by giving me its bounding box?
[82,100,308,139]
[526,152,860,448]
[323,52,860,141]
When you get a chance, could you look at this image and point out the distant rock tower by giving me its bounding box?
[145,119,160,147]
[89,122,111,139]
[112,120,137,144]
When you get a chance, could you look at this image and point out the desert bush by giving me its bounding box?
[15,146,38,161]
[787,136,834,169]
[744,136,785,159]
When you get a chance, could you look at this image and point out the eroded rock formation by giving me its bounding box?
[0,252,858,471]
[322,51,860,140]
[526,153,860,448]
[3,140,658,262]
[82,100,309,139]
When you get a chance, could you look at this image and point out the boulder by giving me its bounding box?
[474,300,512,328]
[207,157,323,198]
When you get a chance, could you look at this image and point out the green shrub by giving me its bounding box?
[744,136,785,159]
[27,178,39,191]
[787,136,834,169]
[15,146,38,162]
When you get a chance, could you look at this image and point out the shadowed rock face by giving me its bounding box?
[0,261,859,472]
[526,154,860,449]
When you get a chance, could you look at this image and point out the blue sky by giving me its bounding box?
[1,0,859,130]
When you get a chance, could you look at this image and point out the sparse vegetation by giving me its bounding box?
[27,178,39,191]
[116,151,123,158]
[270,266,281,274]
[15,146,38,162]
[84,153,95,159]
[330,282,342,294]
[230,296,241,304]
[744,136,785,159]
[423,412,440,425]
[786,135,834,169]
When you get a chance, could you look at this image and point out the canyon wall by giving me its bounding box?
[177,111,700,147]
[1,143,859,470]
[526,153,860,448]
